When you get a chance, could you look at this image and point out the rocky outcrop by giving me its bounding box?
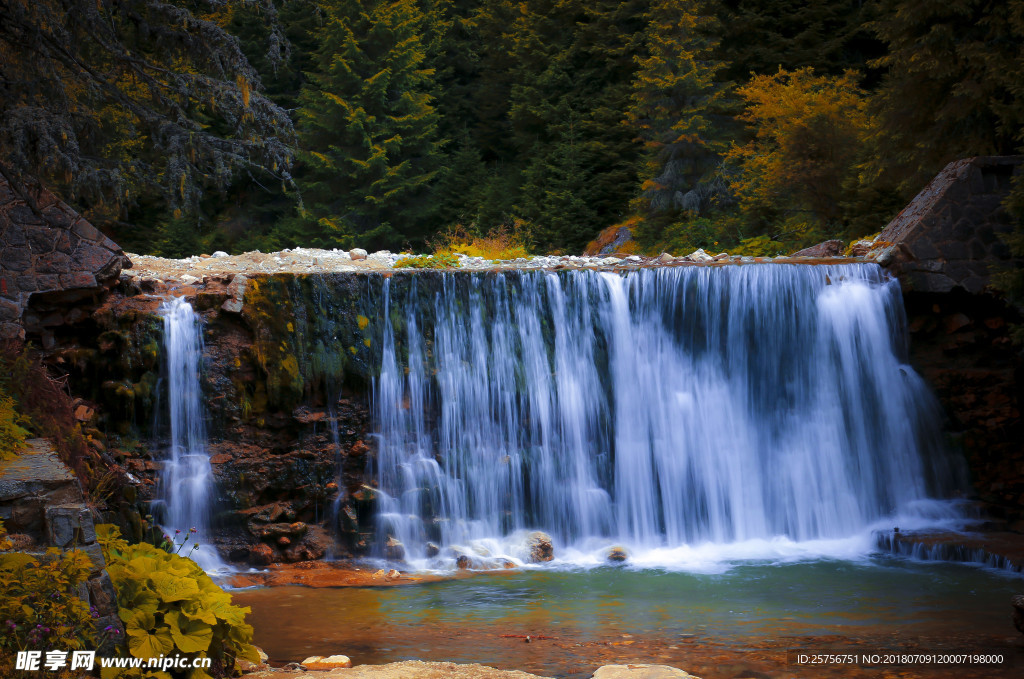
[872,156,1022,293]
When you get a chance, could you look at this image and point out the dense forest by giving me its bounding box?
[1,0,1022,257]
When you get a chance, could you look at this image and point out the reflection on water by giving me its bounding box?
[234,559,1023,678]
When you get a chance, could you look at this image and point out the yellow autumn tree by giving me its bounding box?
[726,67,871,240]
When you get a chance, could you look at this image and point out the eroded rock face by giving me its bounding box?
[0,178,131,341]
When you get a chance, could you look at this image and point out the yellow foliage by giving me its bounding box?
[725,68,871,230]
[431,221,531,261]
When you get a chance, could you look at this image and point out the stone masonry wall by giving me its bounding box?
[0,178,130,342]
[873,155,1022,293]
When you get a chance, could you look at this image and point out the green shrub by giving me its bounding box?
[97,525,259,678]
[0,522,96,676]
[394,252,461,269]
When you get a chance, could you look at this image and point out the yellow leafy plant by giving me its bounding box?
[96,525,259,679]
[1,521,95,677]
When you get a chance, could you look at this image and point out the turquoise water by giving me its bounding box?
[235,557,1023,678]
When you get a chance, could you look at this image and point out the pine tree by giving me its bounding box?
[292,0,444,249]
[865,0,1024,197]
[507,0,646,252]
[626,0,729,221]
[716,0,883,82]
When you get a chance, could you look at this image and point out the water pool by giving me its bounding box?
[234,557,1023,678]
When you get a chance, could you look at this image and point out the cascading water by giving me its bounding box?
[157,297,225,571]
[369,263,966,568]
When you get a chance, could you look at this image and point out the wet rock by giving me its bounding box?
[591,665,699,679]
[237,646,269,672]
[350,248,368,260]
[456,554,472,570]
[526,531,554,563]
[425,542,441,558]
[607,546,629,563]
[301,654,353,670]
[385,536,406,561]
[1013,594,1024,635]
[251,544,275,566]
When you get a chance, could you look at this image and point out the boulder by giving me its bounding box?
[385,536,406,561]
[350,248,368,260]
[591,665,700,679]
[425,542,441,558]
[606,546,629,563]
[685,249,714,263]
[301,655,353,670]
[526,531,554,563]
[791,239,843,257]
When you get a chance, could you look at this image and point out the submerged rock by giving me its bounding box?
[606,546,629,563]
[526,531,554,563]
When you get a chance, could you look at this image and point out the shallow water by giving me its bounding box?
[234,558,1023,678]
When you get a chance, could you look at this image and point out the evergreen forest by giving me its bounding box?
[2,0,1023,257]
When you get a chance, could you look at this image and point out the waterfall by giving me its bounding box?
[369,263,965,567]
[157,297,224,571]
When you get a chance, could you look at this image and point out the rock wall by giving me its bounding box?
[876,156,1024,524]
[0,178,130,343]
[874,155,1022,293]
